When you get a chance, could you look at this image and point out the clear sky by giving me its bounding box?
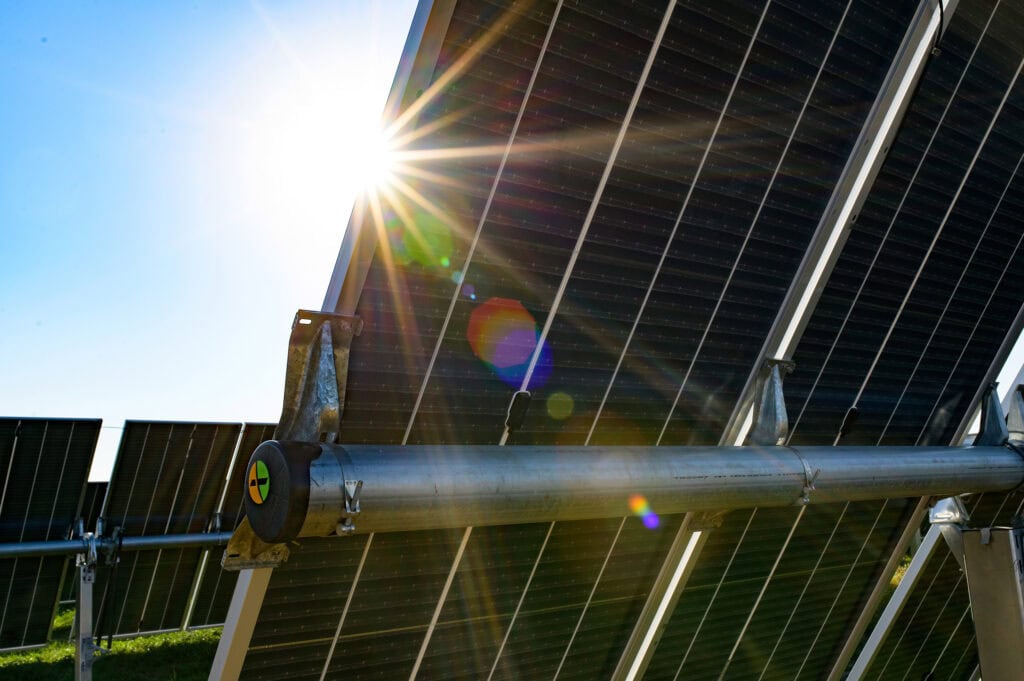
[0,1,418,479]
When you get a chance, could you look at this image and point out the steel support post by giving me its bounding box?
[74,553,96,681]
[207,568,272,681]
[846,523,944,680]
[959,527,1024,679]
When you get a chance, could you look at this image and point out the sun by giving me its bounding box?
[346,123,397,192]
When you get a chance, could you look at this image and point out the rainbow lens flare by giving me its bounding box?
[628,494,660,529]
[546,391,574,420]
[467,297,551,388]
[385,209,453,272]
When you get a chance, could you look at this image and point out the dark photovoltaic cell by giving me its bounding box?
[484,515,685,681]
[642,500,914,680]
[786,0,1024,448]
[240,0,926,678]
[0,418,100,649]
[188,423,276,629]
[93,420,240,637]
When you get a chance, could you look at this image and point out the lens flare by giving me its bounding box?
[628,494,660,529]
[546,392,574,420]
[384,208,453,272]
[467,297,551,388]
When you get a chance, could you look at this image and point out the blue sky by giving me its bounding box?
[3,2,1024,481]
[1,1,418,478]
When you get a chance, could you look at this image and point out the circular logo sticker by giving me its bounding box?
[248,460,270,505]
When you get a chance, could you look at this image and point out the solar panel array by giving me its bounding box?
[232,1,1024,679]
[0,417,285,645]
[0,0,1019,677]
[0,418,100,649]
[93,420,240,637]
[188,423,276,629]
[339,0,920,450]
[786,0,1024,448]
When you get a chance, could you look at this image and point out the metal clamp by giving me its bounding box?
[790,448,820,506]
[337,479,363,535]
[77,532,99,569]
[999,438,1024,491]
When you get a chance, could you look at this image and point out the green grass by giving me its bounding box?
[0,613,221,681]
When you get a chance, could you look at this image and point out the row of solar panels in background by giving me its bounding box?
[0,418,275,650]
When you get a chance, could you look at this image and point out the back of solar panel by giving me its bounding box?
[227,0,1024,679]
[92,420,240,637]
[0,418,100,649]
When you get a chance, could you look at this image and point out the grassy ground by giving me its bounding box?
[0,608,220,681]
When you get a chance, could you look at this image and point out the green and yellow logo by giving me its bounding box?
[248,460,270,505]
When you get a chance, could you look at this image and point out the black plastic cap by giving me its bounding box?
[243,440,322,543]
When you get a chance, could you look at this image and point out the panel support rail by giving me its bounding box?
[235,441,1024,545]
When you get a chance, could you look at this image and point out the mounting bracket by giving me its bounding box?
[223,310,362,570]
[747,359,794,446]
[975,382,1009,446]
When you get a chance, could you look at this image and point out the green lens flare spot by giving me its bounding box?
[248,459,270,504]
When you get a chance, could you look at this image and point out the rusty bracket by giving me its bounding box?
[223,310,362,570]
[277,310,363,444]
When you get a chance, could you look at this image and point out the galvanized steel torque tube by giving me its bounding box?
[242,439,1024,543]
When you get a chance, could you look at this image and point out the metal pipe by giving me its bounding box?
[117,532,233,552]
[245,442,1024,541]
[0,532,233,560]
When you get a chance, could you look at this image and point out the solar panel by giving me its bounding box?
[93,420,240,637]
[785,0,1024,448]
[643,499,916,679]
[188,423,276,629]
[209,0,1024,679]
[0,417,100,649]
[222,1,939,679]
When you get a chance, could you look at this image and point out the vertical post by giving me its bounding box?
[75,554,95,681]
[208,567,273,681]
